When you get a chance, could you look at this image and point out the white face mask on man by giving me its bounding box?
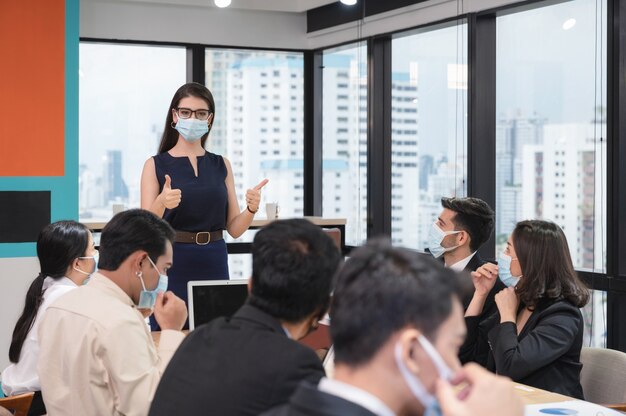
[394,334,454,416]
[427,223,461,258]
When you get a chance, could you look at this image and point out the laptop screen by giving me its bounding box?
[187,280,249,330]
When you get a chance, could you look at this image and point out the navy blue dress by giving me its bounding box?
[152,151,230,327]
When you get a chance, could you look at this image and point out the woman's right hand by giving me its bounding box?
[157,174,182,209]
[471,263,499,297]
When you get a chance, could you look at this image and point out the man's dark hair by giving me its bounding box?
[249,219,342,323]
[98,209,175,271]
[331,238,470,366]
[441,197,494,252]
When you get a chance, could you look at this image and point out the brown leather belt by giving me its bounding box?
[175,230,223,245]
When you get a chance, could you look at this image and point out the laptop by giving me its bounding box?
[187,279,249,330]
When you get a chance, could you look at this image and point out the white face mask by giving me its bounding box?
[498,251,522,288]
[74,251,99,279]
[427,223,461,258]
[394,334,453,415]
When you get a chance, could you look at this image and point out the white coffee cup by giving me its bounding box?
[266,203,280,220]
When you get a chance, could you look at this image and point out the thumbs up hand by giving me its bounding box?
[158,174,182,209]
[245,179,268,213]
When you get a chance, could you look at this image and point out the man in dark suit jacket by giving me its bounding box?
[263,239,524,416]
[148,219,342,416]
[425,197,505,317]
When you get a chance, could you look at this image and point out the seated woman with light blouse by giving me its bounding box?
[1,221,96,415]
[461,220,589,399]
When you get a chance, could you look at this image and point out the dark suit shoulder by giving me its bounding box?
[149,306,324,416]
[530,299,583,325]
[261,382,378,416]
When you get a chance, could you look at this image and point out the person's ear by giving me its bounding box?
[131,251,148,273]
[72,257,81,269]
[247,277,253,295]
[398,329,422,375]
[458,230,469,247]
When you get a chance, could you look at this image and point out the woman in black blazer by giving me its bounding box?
[461,220,589,399]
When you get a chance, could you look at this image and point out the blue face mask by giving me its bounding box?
[395,334,453,416]
[175,118,208,142]
[137,257,168,310]
[498,252,522,287]
[427,223,461,259]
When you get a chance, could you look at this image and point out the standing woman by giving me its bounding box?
[462,220,589,399]
[141,82,267,314]
[2,221,96,415]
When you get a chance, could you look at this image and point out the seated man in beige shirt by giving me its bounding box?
[37,209,187,416]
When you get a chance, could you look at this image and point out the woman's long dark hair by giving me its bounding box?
[513,220,590,309]
[8,220,90,363]
[157,82,216,153]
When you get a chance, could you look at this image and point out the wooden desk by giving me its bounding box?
[87,216,348,254]
[151,324,331,352]
[514,383,572,405]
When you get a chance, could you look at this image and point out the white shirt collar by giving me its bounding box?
[42,276,78,291]
[447,251,476,272]
[318,377,396,416]
[282,326,292,339]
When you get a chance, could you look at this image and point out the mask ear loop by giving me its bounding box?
[136,271,147,291]
[417,334,454,381]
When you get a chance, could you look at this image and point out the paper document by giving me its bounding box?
[525,400,622,415]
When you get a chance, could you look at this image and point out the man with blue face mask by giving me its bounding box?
[426,197,505,318]
[38,210,188,416]
[263,239,523,416]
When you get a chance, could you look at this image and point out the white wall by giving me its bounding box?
[0,257,39,373]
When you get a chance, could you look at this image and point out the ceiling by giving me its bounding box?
[105,0,339,12]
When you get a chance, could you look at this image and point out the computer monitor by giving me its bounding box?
[187,279,249,330]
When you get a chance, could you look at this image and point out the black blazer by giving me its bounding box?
[462,298,585,399]
[148,304,325,416]
[422,250,506,316]
[261,382,377,416]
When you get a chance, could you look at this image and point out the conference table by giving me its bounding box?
[513,383,572,405]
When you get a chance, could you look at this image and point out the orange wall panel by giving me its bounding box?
[0,0,65,176]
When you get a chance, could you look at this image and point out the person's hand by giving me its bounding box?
[436,363,524,416]
[471,263,499,297]
[495,287,519,323]
[157,174,182,209]
[153,291,187,331]
[245,179,269,213]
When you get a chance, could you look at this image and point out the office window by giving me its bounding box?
[78,43,186,221]
[496,0,606,270]
[322,43,367,245]
[496,0,607,346]
[205,48,304,227]
[391,22,468,249]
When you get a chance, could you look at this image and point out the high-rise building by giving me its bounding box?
[103,150,128,203]
[521,123,606,269]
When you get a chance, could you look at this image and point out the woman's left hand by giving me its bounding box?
[495,287,519,323]
[246,179,269,213]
